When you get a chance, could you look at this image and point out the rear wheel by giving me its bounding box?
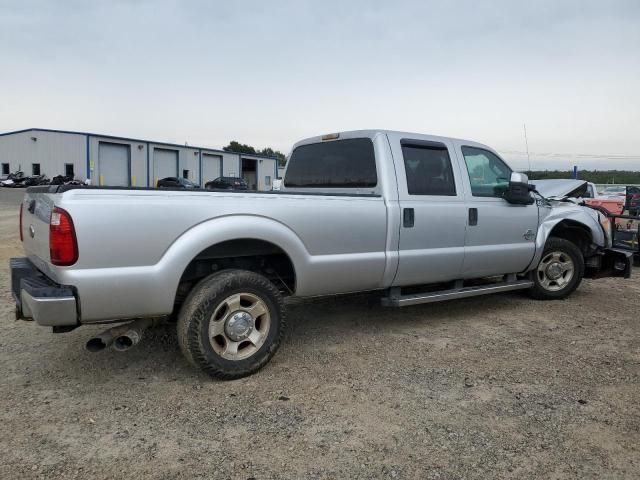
[528,237,584,300]
[177,269,286,379]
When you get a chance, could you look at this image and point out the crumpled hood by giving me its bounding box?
[530,179,588,199]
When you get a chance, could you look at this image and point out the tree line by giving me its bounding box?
[223,141,287,166]
[525,170,640,184]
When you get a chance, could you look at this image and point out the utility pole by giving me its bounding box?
[523,123,531,173]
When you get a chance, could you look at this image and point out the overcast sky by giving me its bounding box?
[1,0,639,170]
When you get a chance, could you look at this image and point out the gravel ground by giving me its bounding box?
[0,188,638,479]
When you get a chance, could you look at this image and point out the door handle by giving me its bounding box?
[468,208,478,226]
[403,208,414,228]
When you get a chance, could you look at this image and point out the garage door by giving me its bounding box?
[153,148,178,185]
[98,142,130,186]
[201,153,222,184]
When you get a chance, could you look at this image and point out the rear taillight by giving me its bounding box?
[19,202,24,242]
[50,207,78,266]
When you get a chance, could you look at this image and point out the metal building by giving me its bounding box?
[0,128,279,190]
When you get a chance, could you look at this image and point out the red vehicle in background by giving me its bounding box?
[583,182,625,215]
[585,198,624,215]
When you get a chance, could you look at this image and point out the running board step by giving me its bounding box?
[381,279,534,307]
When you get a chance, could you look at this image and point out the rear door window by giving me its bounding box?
[401,142,456,196]
[284,138,377,188]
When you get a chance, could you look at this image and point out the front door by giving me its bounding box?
[390,134,468,286]
[453,142,539,278]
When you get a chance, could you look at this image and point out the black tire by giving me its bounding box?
[527,237,585,300]
[177,269,286,379]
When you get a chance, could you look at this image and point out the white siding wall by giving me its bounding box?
[0,130,86,179]
[0,129,280,190]
[239,155,277,190]
[258,158,278,190]
[180,147,200,184]
[222,152,241,177]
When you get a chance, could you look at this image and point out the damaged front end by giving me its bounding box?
[584,207,637,279]
[532,178,637,279]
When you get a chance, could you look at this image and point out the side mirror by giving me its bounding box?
[505,172,535,205]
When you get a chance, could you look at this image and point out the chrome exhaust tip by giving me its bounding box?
[86,334,113,352]
[112,318,154,352]
[85,323,133,353]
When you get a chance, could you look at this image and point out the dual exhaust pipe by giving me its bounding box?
[86,318,155,353]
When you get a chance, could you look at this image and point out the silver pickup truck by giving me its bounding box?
[11,130,634,379]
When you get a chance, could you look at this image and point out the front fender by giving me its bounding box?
[526,204,605,271]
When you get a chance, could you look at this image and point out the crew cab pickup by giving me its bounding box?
[11,130,634,379]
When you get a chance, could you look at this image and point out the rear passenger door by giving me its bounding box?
[389,135,467,286]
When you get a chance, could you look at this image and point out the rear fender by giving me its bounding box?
[161,214,308,296]
[62,215,309,322]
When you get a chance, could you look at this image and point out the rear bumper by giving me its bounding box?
[10,257,78,327]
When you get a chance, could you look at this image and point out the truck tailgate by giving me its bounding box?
[20,188,60,264]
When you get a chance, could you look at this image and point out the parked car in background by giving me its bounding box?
[599,186,626,198]
[586,183,625,215]
[157,177,200,189]
[204,176,248,191]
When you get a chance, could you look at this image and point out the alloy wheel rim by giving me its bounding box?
[208,292,271,360]
[537,251,575,292]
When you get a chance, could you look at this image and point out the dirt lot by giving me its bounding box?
[0,188,638,479]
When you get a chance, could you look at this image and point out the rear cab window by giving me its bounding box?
[284,138,377,189]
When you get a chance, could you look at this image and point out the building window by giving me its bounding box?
[265,176,271,186]
[64,163,74,177]
[182,169,190,179]
[32,163,41,176]
[1,163,9,175]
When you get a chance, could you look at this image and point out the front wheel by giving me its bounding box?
[177,269,286,379]
[527,237,585,300]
